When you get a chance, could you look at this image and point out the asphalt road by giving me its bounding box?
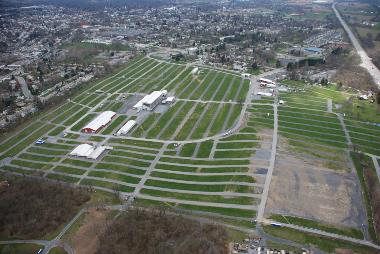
[333,3,380,88]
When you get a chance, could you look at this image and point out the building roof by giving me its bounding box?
[70,144,113,159]
[69,144,94,157]
[117,120,136,135]
[166,96,175,102]
[144,91,165,105]
[87,146,107,160]
[134,90,167,109]
[83,111,116,131]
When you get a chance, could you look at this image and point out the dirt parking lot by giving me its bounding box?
[265,137,366,228]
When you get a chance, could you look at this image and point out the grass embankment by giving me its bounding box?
[269,214,363,239]
[351,152,380,244]
[263,226,377,254]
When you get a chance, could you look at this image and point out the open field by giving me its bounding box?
[1,54,379,251]
[0,56,265,225]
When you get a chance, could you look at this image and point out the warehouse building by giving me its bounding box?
[116,120,136,136]
[133,90,167,111]
[82,111,116,133]
[69,144,113,160]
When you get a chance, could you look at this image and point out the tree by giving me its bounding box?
[275,60,282,68]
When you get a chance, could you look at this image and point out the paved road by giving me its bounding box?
[333,3,380,88]
[256,103,278,223]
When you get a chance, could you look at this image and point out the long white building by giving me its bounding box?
[69,144,113,160]
[116,120,136,136]
[133,90,167,111]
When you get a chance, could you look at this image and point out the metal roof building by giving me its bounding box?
[69,144,94,157]
[116,120,136,136]
[70,144,113,160]
[82,111,116,133]
[133,90,167,111]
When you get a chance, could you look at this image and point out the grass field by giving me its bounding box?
[4,56,375,243]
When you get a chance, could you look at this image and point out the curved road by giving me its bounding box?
[333,3,380,88]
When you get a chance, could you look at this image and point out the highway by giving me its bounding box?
[333,3,380,88]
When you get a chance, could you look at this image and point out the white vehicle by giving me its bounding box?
[259,78,276,85]
[257,92,273,97]
[279,100,285,104]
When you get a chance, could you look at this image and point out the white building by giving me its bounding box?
[116,120,136,136]
[69,144,113,160]
[162,96,175,104]
[82,111,116,133]
[191,67,199,75]
[133,90,167,111]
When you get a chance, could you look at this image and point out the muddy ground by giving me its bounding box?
[67,208,110,254]
[265,136,366,228]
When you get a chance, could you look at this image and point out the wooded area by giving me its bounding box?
[0,175,90,239]
[95,208,229,254]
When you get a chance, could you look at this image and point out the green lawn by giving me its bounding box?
[80,179,134,193]
[214,150,253,158]
[0,244,44,254]
[151,171,255,183]
[95,163,146,175]
[145,179,251,193]
[102,156,151,168]
[48,126,66,136]
[53,165,86,175]
[101,115,128,135]
[28,147,67,156]
[263,226,376,254]
[88,170,141,184]
[208,104,231,136]
[141,188,257,205]
[108,138,162,149]
[146,102,185,139]
[179,143,197,157]
[159,156,250,166]
[269,214,363,239]
[196,141,213,158]
[62,158,93,168]
[109,150,155,161]
[10,159,53,170]
[47,173,80,183]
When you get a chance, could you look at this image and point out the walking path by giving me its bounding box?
[256,104,278,223]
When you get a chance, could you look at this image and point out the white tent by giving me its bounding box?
[69,144,94,157]
[117,120,136,136]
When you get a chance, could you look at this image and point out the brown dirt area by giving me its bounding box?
[67,208,111,254]
[249,128,273,181]
[265,136,366,228]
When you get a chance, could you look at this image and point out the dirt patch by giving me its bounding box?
[249,128,272,176]
[265,136,366,228]
[69,208,110,254]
